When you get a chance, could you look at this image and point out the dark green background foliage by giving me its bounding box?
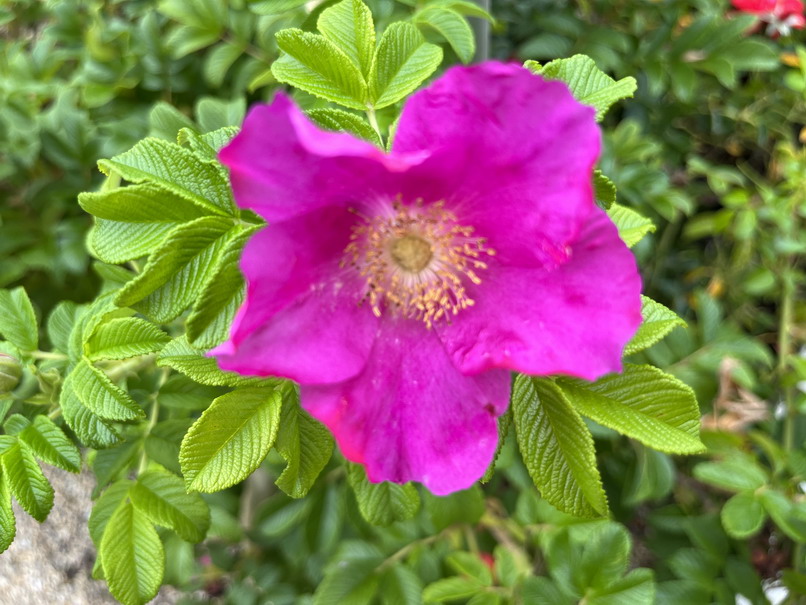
[1,0,805,604]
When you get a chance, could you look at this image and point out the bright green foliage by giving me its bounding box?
[423,486,485,531]
[758,490,806,543]
[100,501,164,605]
[129,471,210,542]
[693,455,768,492]
[274,389,334,498]
[307,108,383,147]
[594,171,617,209]
[721,492,766,539]
[87,318,170,361]
[607,203,656,248]
[0,287,38,352]
[18,416,81,473]
[625,297,686,355]
[0,441,54,522]
[512,375,608,518]
[558,364,705,455]
[89,480,134,547]
[318,0,376,77]
[314,545,383,605]
[529,55,637,121]
[347,463,420,526]
[0,472,14,554]
[157,336,268,387]
[369,22,443,109]
[180,387,282,492]
[414,7,475,64]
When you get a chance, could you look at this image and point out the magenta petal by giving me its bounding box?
[393,63,601,266]
[437,207,643,381]
[300,318,511,495]
[219,93,425,222]
[212,206,379,384]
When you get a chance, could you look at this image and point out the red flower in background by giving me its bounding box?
[732,0,805,35]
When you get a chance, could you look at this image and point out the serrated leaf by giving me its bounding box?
[89,480,134,546]
[721,492,766,539]
[19,416,81,473]
[693,456,768,493]
[512,375,607,518]
[129,470,210,542]
[607,203,655,248]
[415,7,475,64]
[594,170,616,210]
[0,287,38,352]
[275,387,334,498]
[196,97,246,133]
[422,577,486,602]
[180,387,282,492]
[0,441,54,522]
[318,0,376,76]
[68,292,117,365]
[157,336,270,387]
[314,556,382,605]
[178,126,240,160]
[100,501,164,605]
[558,364,705,455]
[47,301,82,354]
[426,0,494,21]
[186,226,257,348]
[87,318,170,361]
[347,463,420,526]
[204,42,243,87]
[307,108,382,147]
[98,138,235,216]
[384,565,424,605]
[144,418,193,475]
[115,217,236,323]
[272,28,368,110]
[59,375,121,449]
[0,472,15,554]
[79,183,209,264]
[148,102,196,141]
[369,22,442,109]
[535,55,637,121]
[586,568,655,605]
[625,297,686,355]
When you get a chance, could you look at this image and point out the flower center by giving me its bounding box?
[343,200,495,327]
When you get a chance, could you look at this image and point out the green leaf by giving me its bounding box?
[307,108,382,147]
[693,456,768,493]
[721,492,766,539]
[422,576,486,602]
[47,301,81,354]
[415,7,475,64]
[594,171,617,210]
[757,490,806,543]
[0,472,15,554]
[196,97,246,133]
[383,565,424,605]
[178,126,240,159]
[157,336,270,387]
[318,0,376,76]
[0,441,54,521]
[369,22,443,109]
[0,287,38,352]
[275,388,334,498]
[625,297,686,355]
[425,0,494,21]
[347,463,420,526]
[79,184,208,264]
[180,387,282,492]
[534,55,637,121]
[18,416,81,473]
[315,556,382,605]
[586,568,655,605]
[272,28,368,110]
[186,226,257,348]
[98,138,235,216]
[144,418,194,475]
[89,480,134,546]
[447,552,493,585]
[100,501,164,605]
[512,375,608,518]
[607,203,655,248]
[115,217,236,323]
[203,42,244,87]
[87,317,170,361]
[558,364,705,455]
[129,470,210,542]
[423,485,485,531]
[148,101,196,141]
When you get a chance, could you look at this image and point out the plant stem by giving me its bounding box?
[366,107,383,145]
[779,265,796,454]
[31,351,68,361]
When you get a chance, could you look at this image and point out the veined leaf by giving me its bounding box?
[0,287,38,352]
[275,387,334,498]
[512,375,607,518]
[314,556,382,605]
[129,470,210,542]
[625,297,686,355]
[178,126,240,160]
[1,441,54,522]
[422,577,486,602]
[157,336,269,388]
[594,171,617,210]
[19,416,81,473]
[347,463,420,526]
[318,0,376,76]
[693,455,768,493]
[272,28,368,110]
[180,387,282,492]
[115,217,236,323]
[558,364,704,455]
[369,22,443,109]
[89,480,134,546]
[415,7,475,64]
[721,492,766,539]
[534,55,637,121]
[607,203,655,248]
[98,138,235,216]
[100,501,164,605]
[248,0,309,14]
[307,108,382,147]
[0,472,15,554]
[87,317,170,361]
[47,301,82,354]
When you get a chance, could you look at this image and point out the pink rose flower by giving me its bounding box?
[211,62,643,495]
[732,0,805,35]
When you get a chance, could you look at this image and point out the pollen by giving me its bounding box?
[342,199,495,328]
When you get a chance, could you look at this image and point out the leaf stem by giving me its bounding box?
[366,106,383,145]
[31,351,68,361]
